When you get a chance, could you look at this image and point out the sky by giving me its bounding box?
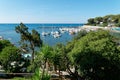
[0,0,120,23]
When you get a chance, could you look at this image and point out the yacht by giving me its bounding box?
[42,32,50,36]
[52,31,61,38]
[59,28,65,33]
[53,33,61,38]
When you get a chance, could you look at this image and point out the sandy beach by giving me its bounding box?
[82,25,105,29]
[81,25,120,33]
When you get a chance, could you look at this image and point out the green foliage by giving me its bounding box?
[115,22,120,27]
[0,46,21,72]
[40,45,52,60]
[12,68,51,80]
[15,23,42,62]
[73,30,87,41]
[87,18,95,25]
[27,51,43,72]
[52,43,67,71]
[0,40,30,73]
[38,45,52,80]
[41,73,50,80]
[32,68,50,80]
[87,14,120,27]
[67,30,120,80]
[0,40,12,52]
[32,68,42,80]
[102,22,108,27]
[94,17,103,24]
[27,44,52,78]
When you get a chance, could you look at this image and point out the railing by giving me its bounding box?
[0,73,34,78]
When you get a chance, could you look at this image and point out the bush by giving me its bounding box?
[32,68,50,80]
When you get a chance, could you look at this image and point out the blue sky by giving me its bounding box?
[0,0,120,23]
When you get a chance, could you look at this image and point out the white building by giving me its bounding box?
[0,36,3,40]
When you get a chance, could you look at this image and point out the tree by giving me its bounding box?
[67,30,120,80]
[0,40,12,52]
[0,46,21,72]
[0,40,13,66]
[94,17,103,25]
[0,40,30,73]
[52,43,67,76]
[87,18,95,25]
[66,31,88,80]
[15,23,42,62]
[28,44,52,79]
[39,45,52,80]
[73,30,87,41]
[87,14,120,27]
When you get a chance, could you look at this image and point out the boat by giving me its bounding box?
[41,24,50,36]
[51,31,61,38]
[42,32,50,36]
[53,33,61,38]
[59,28,66,33]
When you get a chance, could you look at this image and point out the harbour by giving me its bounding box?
[0,23,84,46]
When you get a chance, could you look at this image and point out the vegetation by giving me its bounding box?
[32,68,50,80]
[52,43,67,76]
[0,40,29,73]
[1,23,120,80]
[67,30,120,80]
[38,45,52,80]
[0,46,20,72]
[0,40,12,52]
[87,14,120,27]
[12,77,30,80]
[15,23,42,62]
[12,68,50,80]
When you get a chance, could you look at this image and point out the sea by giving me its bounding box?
[0,23,84,46]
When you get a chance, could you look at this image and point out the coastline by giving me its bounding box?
[81,25,120,33]
[82,25,106,29]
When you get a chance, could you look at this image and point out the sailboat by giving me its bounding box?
[41,25,50,36]
[51,26,61,38]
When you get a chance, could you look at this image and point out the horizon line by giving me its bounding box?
[0,22,86,24]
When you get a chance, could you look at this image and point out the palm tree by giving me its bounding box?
[40,45,52,80]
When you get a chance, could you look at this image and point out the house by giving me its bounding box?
[0,36,3,40]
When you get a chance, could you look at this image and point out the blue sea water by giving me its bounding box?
[0,23,84,46]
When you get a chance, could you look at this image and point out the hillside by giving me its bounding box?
[87,14,120,27]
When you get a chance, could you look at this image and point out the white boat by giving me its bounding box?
[55,31,60,34]
[42,32,50,36]
[51,31,60,35]
[53,33,61,38]
[51,31,54,35]
[59,28,65,33]
[42,32,47,36]
[51,31,61,38]
[42,26,50,36]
